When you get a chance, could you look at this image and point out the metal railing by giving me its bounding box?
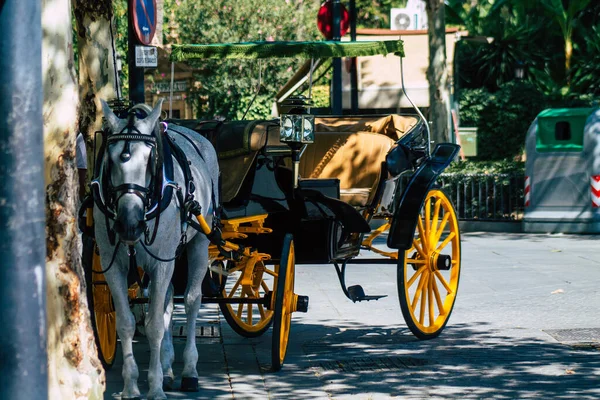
[437,173,525,221]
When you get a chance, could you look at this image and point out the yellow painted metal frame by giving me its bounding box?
[208,214,272,259]
[361,218,398,259]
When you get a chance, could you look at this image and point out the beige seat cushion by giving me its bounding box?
[300,131,396,207]
[314,114,418,140]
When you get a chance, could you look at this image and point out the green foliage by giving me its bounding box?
[304,84,330,109]
[445,159,524,175]
[445,0,495,32]
[571,26,600,96]
[476,81,546,161]
[113,0,129,98]
[354,0,407,29]
[451,0,598,97]
[455,9,554,91]
[168,0,321,120]
[457,88,491,127]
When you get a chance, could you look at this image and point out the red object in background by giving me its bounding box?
[317,0,350,40]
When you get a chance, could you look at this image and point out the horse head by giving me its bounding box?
[100,99,164,243]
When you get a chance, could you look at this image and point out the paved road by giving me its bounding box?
[105,233,600,399]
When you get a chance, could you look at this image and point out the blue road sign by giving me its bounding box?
[132,0,156,45]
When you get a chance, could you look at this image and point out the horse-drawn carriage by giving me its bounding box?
[80,39,461,398]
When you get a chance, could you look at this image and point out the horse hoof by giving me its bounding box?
[180,377,199,392]
[163,376,174,391]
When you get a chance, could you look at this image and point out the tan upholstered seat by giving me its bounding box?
[299,132,397,207]
[298,114,418,207]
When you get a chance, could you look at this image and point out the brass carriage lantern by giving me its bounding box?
[279,96,315,188]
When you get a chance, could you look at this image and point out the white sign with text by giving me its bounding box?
[135,46,158,68]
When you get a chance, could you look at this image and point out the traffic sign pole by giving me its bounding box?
[349,0,358,113]
[129,0,145,104]
[332,0,342,115]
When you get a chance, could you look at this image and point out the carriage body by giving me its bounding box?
[173,112,433,264]
[82,39,462,372]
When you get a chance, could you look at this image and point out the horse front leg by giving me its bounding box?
[160,283,175,390]
[104,268,140,400]
[181,234,210,392]
[145,262,174,400]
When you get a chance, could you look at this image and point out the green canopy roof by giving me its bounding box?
[170,40,404,62]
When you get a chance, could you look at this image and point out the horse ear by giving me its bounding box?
[139,99,164,135]
[148,99,164,126]
[100,99,120,132]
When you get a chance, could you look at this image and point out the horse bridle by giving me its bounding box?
[91,109,167,246]
[105,131,158,212]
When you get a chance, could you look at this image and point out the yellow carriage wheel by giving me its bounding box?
[271,234,295,372]
[219,260,277,338]
[398,189,461,339]
[85,241,118,369]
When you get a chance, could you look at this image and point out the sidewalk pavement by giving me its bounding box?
[105,232,600,399]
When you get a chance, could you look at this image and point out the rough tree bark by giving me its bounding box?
[73,0,119,172]
[43,0,105,398]
[425,0,449,145]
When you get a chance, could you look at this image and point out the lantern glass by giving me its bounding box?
[280,114,314,143]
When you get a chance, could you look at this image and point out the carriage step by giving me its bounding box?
[347,285,387,303]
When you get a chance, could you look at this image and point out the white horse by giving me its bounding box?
[94,99,219,399]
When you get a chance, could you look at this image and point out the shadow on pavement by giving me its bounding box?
[254,320,600,399]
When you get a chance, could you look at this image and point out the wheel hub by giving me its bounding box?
[436,254,452,271]
[429,251,452,271]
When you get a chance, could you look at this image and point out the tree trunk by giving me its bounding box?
[425,0,450,145]
[43,0,105,398]
[73,0,119,174]
[152,0,164,47]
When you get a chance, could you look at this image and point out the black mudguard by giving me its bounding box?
[387,143,460,250]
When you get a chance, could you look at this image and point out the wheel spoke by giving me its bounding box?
[228,274,243,298]
[412,238,427,259]
[419,273,429,325]
[247,303,253,325]
[434,270,453,294]
[417,216,428,250]
[424,197,431,240]
[263,268,278,278]
[428,276,435,326]
[432,213,451,246]
[431,276,444,315]
[236,290,246,317]
[436,232,456,253]
[411,271,428,311]
[258,304,266,319]
[260,280,270,293]
[406,265,426,288]
[429,199,442,245]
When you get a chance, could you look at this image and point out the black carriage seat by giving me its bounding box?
[176,119,280,203]
[299,114,419,208]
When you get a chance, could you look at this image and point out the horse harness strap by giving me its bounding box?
[89,118,218,274]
